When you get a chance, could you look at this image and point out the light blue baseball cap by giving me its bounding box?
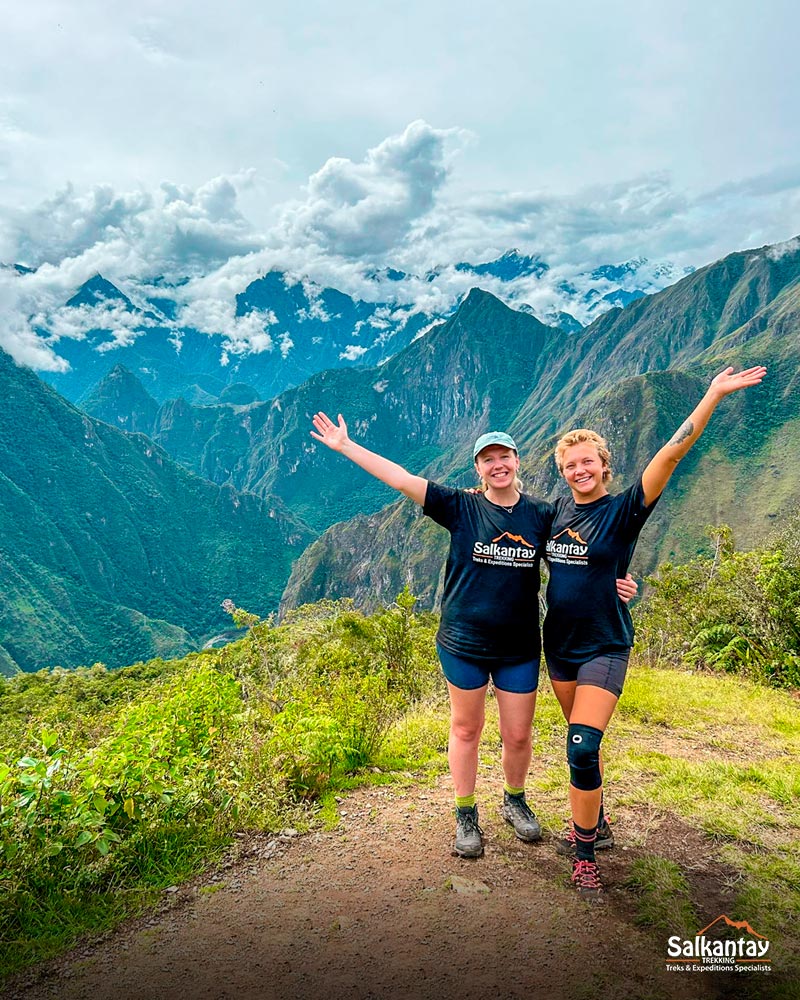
[473,431,517,459]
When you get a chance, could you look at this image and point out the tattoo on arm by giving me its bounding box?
[668,420,694,446]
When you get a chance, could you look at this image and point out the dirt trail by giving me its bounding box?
[3,769,768,1000]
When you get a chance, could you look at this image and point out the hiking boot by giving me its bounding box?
[555,816,615,856]
[500,791,542,842]
[571,858,603,901]
[454,805,484,858]
[595,815,614,850]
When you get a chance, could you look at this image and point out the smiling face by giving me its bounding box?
[560,442,609,502]
[474,444,520,494]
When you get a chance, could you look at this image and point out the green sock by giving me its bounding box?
[455,793,476,809]
[504,783,525,797]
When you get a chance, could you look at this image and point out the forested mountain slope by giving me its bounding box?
[0,349,313,673]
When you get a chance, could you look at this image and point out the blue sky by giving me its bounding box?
[2,0,799,367]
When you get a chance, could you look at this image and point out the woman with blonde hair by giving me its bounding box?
[542,365,766,901]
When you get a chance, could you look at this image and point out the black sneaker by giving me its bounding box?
[454,805,484,858]
[555,816,615,856]
[500,791,542,842]
[571,858,603,902]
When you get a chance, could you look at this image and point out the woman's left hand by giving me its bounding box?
[709,365,767,397]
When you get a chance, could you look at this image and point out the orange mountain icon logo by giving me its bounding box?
[492,531,536,548]
[697,915,767,939]
[552,527,588,545]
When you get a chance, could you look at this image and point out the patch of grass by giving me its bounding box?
[614,753,800,848]
[314,792,341,831]
[618,667,800,753]
[718,846,800,996]
[624,856,697,934]
[198,883,224,896]
[381,705,450,773]
[720,846,800,937]
[1,821,232,979]
[2,888,141,975]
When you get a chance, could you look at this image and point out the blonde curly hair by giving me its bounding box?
[554,428,614,483]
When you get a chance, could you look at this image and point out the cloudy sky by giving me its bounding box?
[2,0,799,367]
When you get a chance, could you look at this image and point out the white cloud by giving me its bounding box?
[0,285,68,371]
[339,344,368,361]
[273,120,470,258]
[766,236,800,260]
[33,300,160,351]
[279,331,293,358]
[1,173,263,277]
[180,296,276,350]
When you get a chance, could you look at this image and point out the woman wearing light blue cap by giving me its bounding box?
[310,411,635,859]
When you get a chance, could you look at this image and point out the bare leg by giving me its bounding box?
[446,682,487,797]
[494,687,537,789]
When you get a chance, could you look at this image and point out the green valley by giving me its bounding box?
[0,350,313,674]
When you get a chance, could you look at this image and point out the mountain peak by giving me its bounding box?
[82,364,159,435]
[66,274,134,310]
[455,286,515,318]
[455,250,548,281]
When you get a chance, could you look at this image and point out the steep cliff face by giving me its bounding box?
[279,501,447,616]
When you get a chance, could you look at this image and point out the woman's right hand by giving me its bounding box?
[311,411,350,452]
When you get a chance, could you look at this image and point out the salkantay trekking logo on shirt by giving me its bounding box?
[545,527,589,565]
[473,532,537,568]
[665,914,771,974]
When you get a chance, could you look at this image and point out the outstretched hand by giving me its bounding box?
[310,411,350,452]
[709,365,767,398]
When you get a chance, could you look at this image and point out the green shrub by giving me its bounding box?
[635,523,800,688]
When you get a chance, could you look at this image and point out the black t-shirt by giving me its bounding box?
[542,477,659,665]
[424,481,554,663]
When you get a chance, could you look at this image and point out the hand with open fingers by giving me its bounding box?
[311,411,350,452]
[709,365,767,397]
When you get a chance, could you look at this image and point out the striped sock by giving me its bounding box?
[573,821,597,862]
[455,793,476,810]
[504,783,525,797]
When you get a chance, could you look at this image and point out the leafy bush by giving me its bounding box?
[230,588,441,799]
[635,522,800,688]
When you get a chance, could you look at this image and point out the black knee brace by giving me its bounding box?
[567,723,604,791]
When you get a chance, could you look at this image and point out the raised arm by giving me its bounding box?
[310,411,428,506]
[641,365,766,506]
